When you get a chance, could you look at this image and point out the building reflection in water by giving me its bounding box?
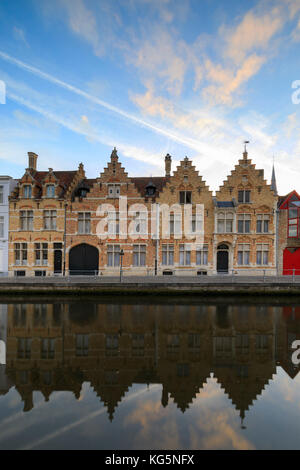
[0,300,299,424]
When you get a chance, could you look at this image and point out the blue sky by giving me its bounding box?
[0,0,300,193]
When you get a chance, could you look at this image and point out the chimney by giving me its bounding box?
[165,154,172,177]
[28,152,38,171]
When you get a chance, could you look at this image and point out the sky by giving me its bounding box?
[0,0,300,194]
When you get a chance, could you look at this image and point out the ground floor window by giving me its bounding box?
[162,244,174,265]
[107,245,120,267]
[14,243,27,265]
[256,244,269,265]
[133,245,146,266]
[237,244,250,265]
[179,244,191,266]
[196,245,208,265]
[35,243,48,266]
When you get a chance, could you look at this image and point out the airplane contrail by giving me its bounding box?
[0,50,203,152]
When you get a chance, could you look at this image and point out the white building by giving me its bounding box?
[0,177,18,275]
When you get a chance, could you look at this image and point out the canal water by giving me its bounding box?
[0,296,299,450]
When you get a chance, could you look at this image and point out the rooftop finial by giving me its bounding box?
[271,157,278,196]
[111,147,118,161]
[243,140,250,159]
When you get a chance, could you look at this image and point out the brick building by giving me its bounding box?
[8,147,278,276]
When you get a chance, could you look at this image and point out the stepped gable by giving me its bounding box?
[216,149,276,200]
[156,156,213,202]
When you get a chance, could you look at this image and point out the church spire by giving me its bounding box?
[271,160,277,195]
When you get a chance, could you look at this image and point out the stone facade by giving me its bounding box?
[8,148,279,276]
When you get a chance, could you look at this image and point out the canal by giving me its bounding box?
[0,296,299,450]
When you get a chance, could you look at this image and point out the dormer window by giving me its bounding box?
[46,185,55,198]
[146,181,156,197]
[23,185,32,198]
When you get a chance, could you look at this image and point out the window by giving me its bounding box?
[0,216,4,238]
[133,245,146,267]
[179,191,192,204]
[167,334,179,352]
[217,212,233,233]
[237,244,250,265]
[196,245,208,265]
[20,210,33,231]
[23,185,32,198]
[106,334,119,356]
[257,214,270,233]
[177,364,189,377]
[41,338,55,359]
[76,334,89,356]
[169,213,181,236]
[238,214,251,233]
[13,304,27,327]
[0,186,3,204]
[35,243,48,266]
[162,244,174,265]
[34,304,47,327]
[44,210,57,230]
[78,212,91,234]
[238,190,251,203]
[188,334,201,350]
[215,337,232,355]
[17,338,31,359]
[288,207,298,237]
[256,244,269,265]
[108,184,120,198]
[236,334,249,353]
[179,244,191,266]
[46,185,55,198]
[14,243,27,265]
[108,211,120,236]
[132,334,144,356]
[107,245,120,267]
[132,212,147,235]
[191,214,203,234]
[256,334,268,352]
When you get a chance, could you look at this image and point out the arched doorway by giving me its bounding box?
[69,244,99,275]
[217,244,229,274]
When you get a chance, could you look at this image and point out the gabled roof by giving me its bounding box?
[278,190,300,209]
[131,176,170,198]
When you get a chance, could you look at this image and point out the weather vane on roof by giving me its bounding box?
[244,140,250,152]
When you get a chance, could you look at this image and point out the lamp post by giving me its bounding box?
[119,249,124,283]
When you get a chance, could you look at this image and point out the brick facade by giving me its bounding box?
[9,148,279,276]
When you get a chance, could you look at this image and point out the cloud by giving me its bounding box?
[129,29,188,97]
[60,0,104,57]
[222,8,284,65]
[13,27,29,47]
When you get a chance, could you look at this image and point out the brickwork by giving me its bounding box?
[8,148,279,276]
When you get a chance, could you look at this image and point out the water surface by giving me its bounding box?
[0,297,299,450]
